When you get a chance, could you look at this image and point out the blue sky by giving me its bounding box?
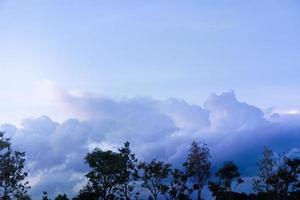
[1,0,300,124]
[1,1,300,198]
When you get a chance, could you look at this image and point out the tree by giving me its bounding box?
[285,158,300,196]
[251,147,300,200]
[215,161,243,192]
[117,142,139,200]
[54,194,69,200]
[0,132,30,200]
[166,168,192,200]
[17,194,31,200]
[208,161,243,200]
[184,141,211,200]
[266,157,300,200]
[138,160,171,200]
[72,187,97,200]
[84,148,123,200]
[252,147,275,194]
[41,192,50,200]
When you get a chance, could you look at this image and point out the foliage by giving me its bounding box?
[251,147,300,200]
[184,141,211,200]
[16,194,31,200]
[117,142,139,200]
[72,187,97,200]
[252,147,275,193]
[209,161,243,200]
[165,168,192,200]
[0,132,30,200]
[138,160,171,200]
[54,194,69,200]
[41,192,50,200]
[215,161,244,192]
[84,148,124,200]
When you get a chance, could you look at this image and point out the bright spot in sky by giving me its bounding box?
[288,110,299,115]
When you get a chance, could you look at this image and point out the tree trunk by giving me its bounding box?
[197,186,202,200]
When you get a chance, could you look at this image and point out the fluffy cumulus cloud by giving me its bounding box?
[1,90,300,198]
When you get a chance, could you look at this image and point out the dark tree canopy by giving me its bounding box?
[138,160,171,200]
[166,168,192,200]
[252,147,275,193]
[184,141,211,200]
[16,194,31,200]
[84,148,124,200]
[252,147,300,200]
[209,161,243,200]
[41,191,50,200]
[117,142,139,200]
[215,161,243,192]
[0,132,30,200]
[72,187,97,200]
[54,194,69,200]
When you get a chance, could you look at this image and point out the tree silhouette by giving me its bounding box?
[0,132,30,200]
[166,168,192,200]
[72,187,97,200]
[41,192,50,200]
[84,148,123,200]
[284,158,300,198]
[264,156,300,200]
[184,141,211,200]
[138,160,171,200]
[216,161,243,192]
[251,147,300,200]
[24,142,300,200]
[209,161,243,200]
[252,147,275,194]
[17,194,32,200]
[54,194,69,200]
[117,142,139,200]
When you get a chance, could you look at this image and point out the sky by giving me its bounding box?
[0,0,300,198]
[0,0,300,124]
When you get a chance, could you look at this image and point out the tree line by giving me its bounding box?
[0,131,299,200]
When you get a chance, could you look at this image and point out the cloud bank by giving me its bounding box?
[1,90,300,198]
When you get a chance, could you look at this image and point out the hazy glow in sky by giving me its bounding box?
[0,0,300,124]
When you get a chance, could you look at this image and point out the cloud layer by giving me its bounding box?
[1,90,300,198]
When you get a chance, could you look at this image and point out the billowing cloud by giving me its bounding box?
[1,90,300,198]
[204,91,267,132]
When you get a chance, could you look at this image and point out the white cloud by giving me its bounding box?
[204,91,267,132]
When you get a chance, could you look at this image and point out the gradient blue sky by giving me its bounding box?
[0,0,300,124]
